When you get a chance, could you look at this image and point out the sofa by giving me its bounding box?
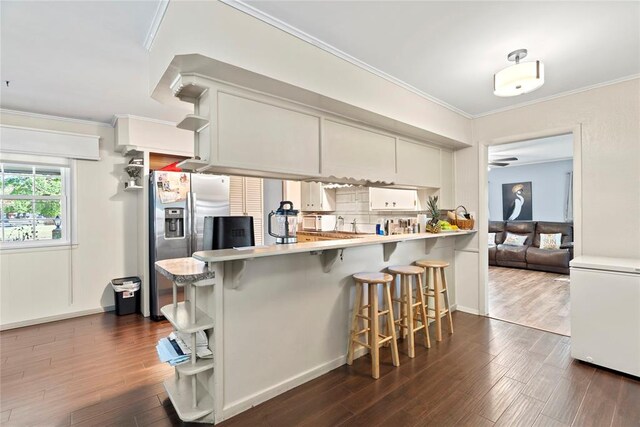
[489,221,574,274]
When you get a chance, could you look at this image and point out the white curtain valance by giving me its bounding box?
[0,124,100,160]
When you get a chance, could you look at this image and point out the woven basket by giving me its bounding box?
[451,205,475,230]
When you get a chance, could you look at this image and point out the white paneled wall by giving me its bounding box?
[0,111,138,328]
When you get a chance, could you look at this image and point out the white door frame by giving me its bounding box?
[477,124,583,316]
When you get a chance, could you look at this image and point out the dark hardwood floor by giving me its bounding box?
[1,311,638,426]
[488,266,571,336]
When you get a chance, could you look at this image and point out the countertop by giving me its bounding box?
[155,257,217,283]
[193,230,476,263]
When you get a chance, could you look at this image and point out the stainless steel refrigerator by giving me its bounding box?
[149,171,229,320]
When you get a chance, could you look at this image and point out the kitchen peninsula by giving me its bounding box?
[156,230,475,423]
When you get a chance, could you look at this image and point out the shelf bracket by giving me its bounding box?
[383,242,398,262]
[311,249,342,273]
[226,259,251,290]
[424,238,437,254]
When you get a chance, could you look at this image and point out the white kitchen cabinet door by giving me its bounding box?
[300,182,336,212]
[369,187,417,211]
[439,149,455,209]
[229,176,264,245]
[322,120,396,183]
[396,139,440,187]
[218,92,321,177]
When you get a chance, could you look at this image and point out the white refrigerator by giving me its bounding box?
[570,256,640,377]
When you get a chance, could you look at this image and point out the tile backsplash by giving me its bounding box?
[333,187,427,234]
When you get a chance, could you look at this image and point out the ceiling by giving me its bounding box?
[488,134,573,168]
[0,1,638,125]
[241,0,640,116]
[0,0,182,124]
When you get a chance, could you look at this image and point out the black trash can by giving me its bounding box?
[111,276,141,315]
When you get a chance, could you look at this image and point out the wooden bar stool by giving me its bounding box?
[415,259,454,342]
[347,272,400,379]
[387,265,430,358]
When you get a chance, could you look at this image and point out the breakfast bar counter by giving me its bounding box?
[192,230,476,263]
[156,230,475,423]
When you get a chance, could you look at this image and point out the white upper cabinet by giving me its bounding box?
[300,182,336,212]
[369,187,417,211]
[217,92,321,177]
[322,120,396,183]
[439,149,455,209]
[396,139,440,187]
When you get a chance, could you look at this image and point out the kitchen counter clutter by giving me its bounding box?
[157,228,474,423]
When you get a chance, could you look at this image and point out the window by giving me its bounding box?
[1,163,70,247]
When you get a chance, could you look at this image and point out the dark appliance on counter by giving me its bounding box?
[211,216,255,249]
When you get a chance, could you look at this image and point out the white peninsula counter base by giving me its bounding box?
[157,230,475,423]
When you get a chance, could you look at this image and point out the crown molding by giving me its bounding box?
[220,0,473,120]
[0,108,112,127]
[111,114,178,128]
[474,74,640,118]
[143,0,169,51]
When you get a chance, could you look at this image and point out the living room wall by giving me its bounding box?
[488,159,573,222]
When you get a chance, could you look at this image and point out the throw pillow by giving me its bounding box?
[503,232,527,246]
[540,233,562,250]
[488,232,496,247]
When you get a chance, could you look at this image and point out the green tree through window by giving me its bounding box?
[1,164,66,244]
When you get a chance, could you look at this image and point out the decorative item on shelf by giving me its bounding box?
[450,205,475,230]
[425,196,441,233]
[124,160,143,189]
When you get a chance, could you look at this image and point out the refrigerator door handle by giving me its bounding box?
[186,191,193,257]
[191,192,197,254]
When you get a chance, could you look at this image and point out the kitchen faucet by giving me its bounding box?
[351,218,357,234]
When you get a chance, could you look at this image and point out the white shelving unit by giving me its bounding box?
[177,114,209,132]
[160,270,217,424]
[123,160,144,191]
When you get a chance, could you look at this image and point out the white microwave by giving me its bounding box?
[302,215,337,231]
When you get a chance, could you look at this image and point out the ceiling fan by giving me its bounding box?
[489,156,518,167]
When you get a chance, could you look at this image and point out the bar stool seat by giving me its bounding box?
[415,260,450,269]
[387,265,424,275]
[387,265,430,358]
[348,272,399,379]
[415,259,453,341]
[352,272,394,284]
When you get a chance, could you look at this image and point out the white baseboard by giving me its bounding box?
[455,305,480,315]
[221,353,351,421]
[0,306,115,330]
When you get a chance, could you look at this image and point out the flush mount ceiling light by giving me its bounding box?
[493,49,544,97]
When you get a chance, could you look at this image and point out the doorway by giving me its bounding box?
[482,132,580,336]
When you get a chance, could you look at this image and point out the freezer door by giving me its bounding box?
[190,174,230,253]
[149,171,190,319]
[570,267,640,377]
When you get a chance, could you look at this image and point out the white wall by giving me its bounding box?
[0,111,138,328]
[476,79,640,259]
[488,160,573,221]
[453,78,640,314]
